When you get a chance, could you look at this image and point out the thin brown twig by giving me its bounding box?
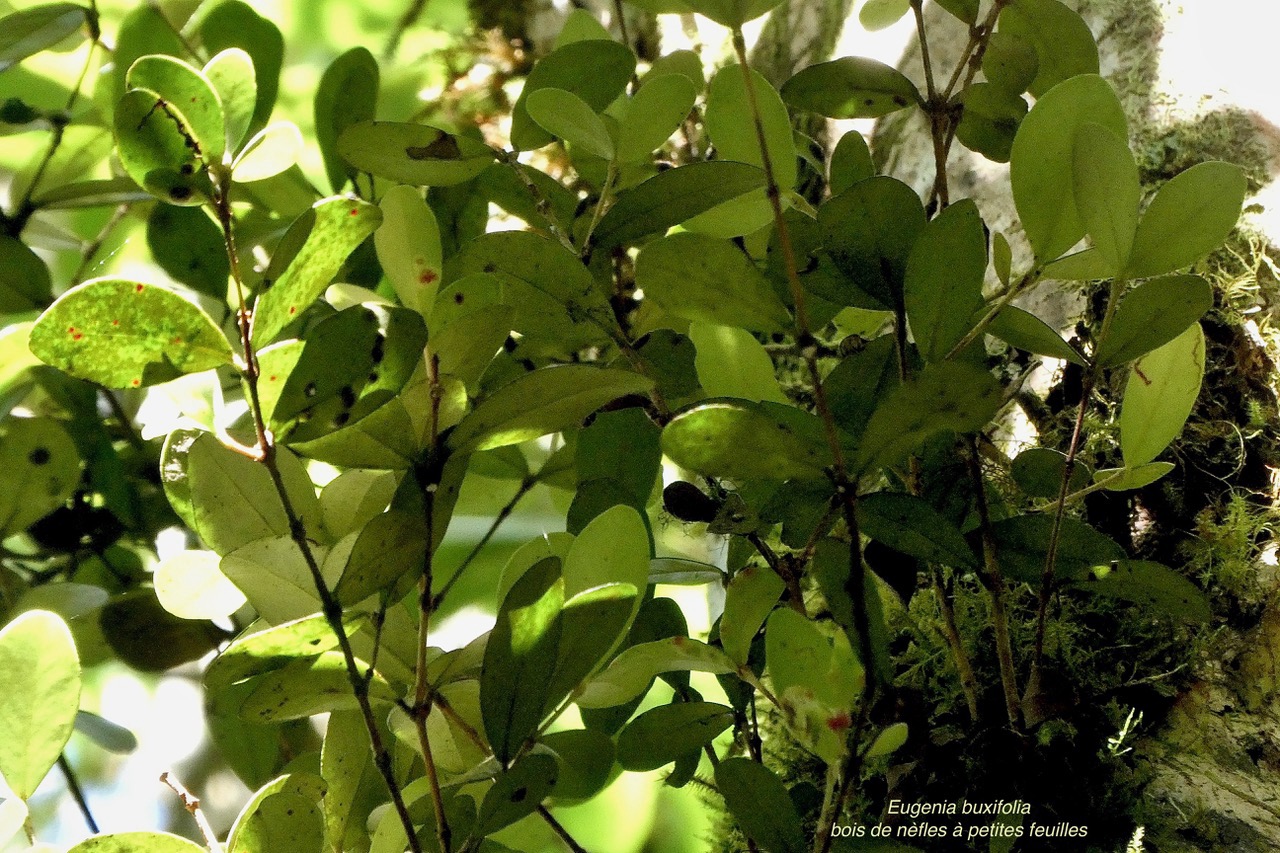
[539,806,589,853]
[160,771,223,853]
[58,754,99,834]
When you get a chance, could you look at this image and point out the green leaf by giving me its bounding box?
[998,0,1099,97]
[476,753,560,833]
[203,48,257,153]
[146,204,230,300]
[112,6,185,106]
[511,39,635,151]
[1120,322,1205,467]
[866,722,909,759]
[154,549,247,620]
[199,1,283,136]
[0,4,87,75]
[68,833,207,853]
[1072,123,1140,274]
[1093,462,1175,491]
[0,235,51,312]
[555,8,613,45]
[982,30,1039,95]
[240,652,394,722]
[481,557,564,763]
[113,88,211,205]
[690,323,789,403]
[716,758,807,853]
[375,185,443,319]
[319,469,398,540]
[564,504,650,600]
[73,710,137,754]
[954,82,1027,163]
[857,492,977,570]
[540,728,616,801]
[766,606,862,712]
[33,177,152,210]
[592,160,767,248]
[30,279,233,388]
[546,583,639,709]
[252,197,383,347]
[333,510,426,606]
[1010,447,1090,499]
[205,612,364,690]
[527,88,615,160]
[100,590,225,672]
[321,711,372,853]
[662,399,831,481]
[983,304,1086,365]
[781,56,920,120]
[219,536,327,625]
[683,0,785,26]
[638,233,790,333]
[576,636,739,708]
[618,73,697,162]
[617,701,733,771]
[315,47,379,193]
[127,54,226,162]
[819,176,926,307]
[0,416,79,536]
[936,0,979,24]
[575,408,662,512]
[227,773,327,853]
[0,610,80,799]
[721,565,785,665]
[162,429,321,557]
[823,335,898,442]
[337,121,496,186]
[856,361,1002,472]
[1124,162,1247,278]
[707,64,797,189]
[232,120,303,182]
[829,131,874,195]
[858,0,909,30]
[989,514,1123,585]
[1010,74,1126,262]
[1074,560,1210,623]
[1096,275,1212,367]
[448,365,653,452]
[904,199,987,361]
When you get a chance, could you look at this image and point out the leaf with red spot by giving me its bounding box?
[30,278,234,389]
[251,197,382,347]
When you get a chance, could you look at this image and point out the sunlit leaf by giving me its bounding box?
[0,416,79,536]
[0,610,79,800]
[154,549,247,620]
[662,399,831,481]
[1120,322,1205,467]
[1125,162,1246,278]
[232,121,303,182]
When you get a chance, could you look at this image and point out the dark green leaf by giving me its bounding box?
[617,701,733,771]
[100,591,225,672]
[449,365,653,452]
[955,82,1027,163]
[146,204,230,300]
[1120,323,1204,467]
[1074,560,1210,623]
[998,0,1099,97]
[904,199,987,361]
[0,4,88,75]
[1010,447,1091,499]
[828,130,874,195]
[30,279,233,388]
[683,0,785,26]
[1096,275,1212,367]
[593,160,767,248]
[662,399,832,482]
[31,177,151,209]
[1124,162,1247,278]
[0,610,79,799]
[782,56,920,120]
[576,407,662,509]
[982,29,1039,95]
[338,121,495,187]
[1010,74,1126,262]
[983,304,1085,365]
[511,39,635,151]
[476,754,560,834]
[0,236,51,314]
[577,636,738,708]
[481,557,564,763]
[545,582,639,710]
[541,728,616,801]
[252,197,382,347]
[856,362,1002,472]
[989,514,1124,585]
[112,6,184,106]
[1072,122,1140,274]
[716,758,807,853]
[858,492,977,570]
[823,335,898,441]
[315,47,379,193]
[819,176,926,307]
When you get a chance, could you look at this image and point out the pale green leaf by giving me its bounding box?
[232,121,303,182]
[203,48,257,153]
[154,549,247,620]
[576,636,739,708]
[375,184,442,319]
[721,566,785,665]
[690,323,789,403]
[1125,162,1247,278]
[337,121,496,186]
[0,417,79,536]
[526,88,615,160]
[1120,322,1205,467]
[1072,122,1139,274]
